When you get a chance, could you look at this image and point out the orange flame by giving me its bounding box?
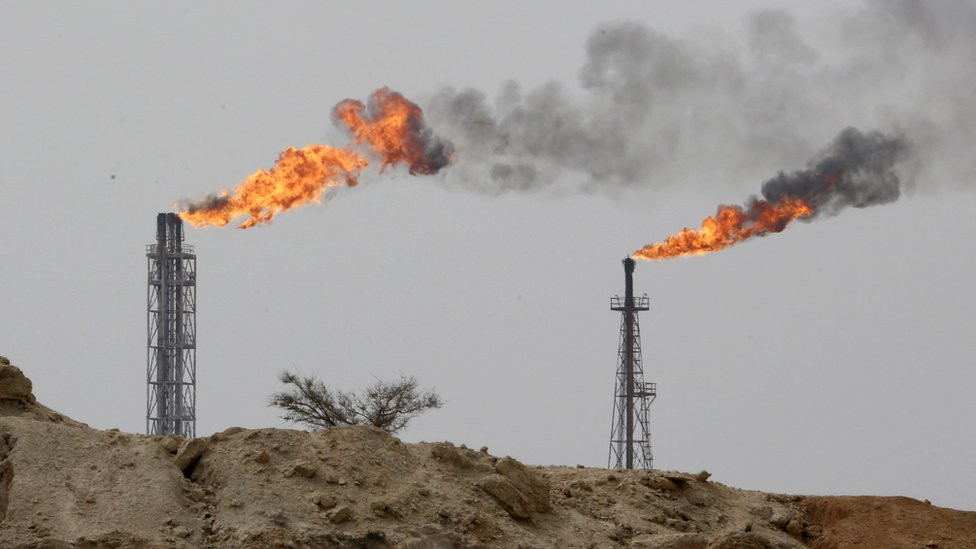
[333,87,450,175]
[632,197,814,260]
[178,88,450,229]
[179,146,368,229]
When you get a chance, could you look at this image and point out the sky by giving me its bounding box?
[1,1,974,511]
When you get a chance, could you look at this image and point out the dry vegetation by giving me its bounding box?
[1,355,974,548]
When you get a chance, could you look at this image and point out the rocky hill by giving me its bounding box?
[1,356,974,548]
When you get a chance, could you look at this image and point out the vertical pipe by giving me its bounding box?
[623,258,635,469]
[155,213,167,433]
[170,214,184,436]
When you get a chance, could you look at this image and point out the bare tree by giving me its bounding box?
[270,371,443,434]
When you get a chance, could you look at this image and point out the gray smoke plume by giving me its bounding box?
[424,0,975,197]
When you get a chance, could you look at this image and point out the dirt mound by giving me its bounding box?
[803,496,976,549]
[2,356,975,548]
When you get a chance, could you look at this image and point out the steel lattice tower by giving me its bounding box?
[147,213,196,437]
[608,258,656,470]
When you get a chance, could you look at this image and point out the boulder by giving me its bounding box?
[159,435,183,454]
[311,493,337,510]
[175,438,209,475]
[0,362,35,404]
[662,471,695,484]
[769,508,796,529]
[494,458,550,512]
[748,504,773,521]
[478,458,551,519]
[642,475,681,493]
[209,426,246,442]
[785,517,805,537]
[479,474,535,519]
[370,500,400,518]
[329,505,354,524]
[285,461,317,478]
[430,443,473,469]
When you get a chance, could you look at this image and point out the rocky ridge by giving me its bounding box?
[1,356,974,548]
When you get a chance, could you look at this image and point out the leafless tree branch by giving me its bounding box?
[269,371,443,434]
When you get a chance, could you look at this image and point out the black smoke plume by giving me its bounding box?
[763,127,911,217]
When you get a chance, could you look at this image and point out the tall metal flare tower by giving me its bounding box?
[147,213,197,437]
[608,257,656,470]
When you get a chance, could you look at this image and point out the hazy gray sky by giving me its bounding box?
[1,1,974,511]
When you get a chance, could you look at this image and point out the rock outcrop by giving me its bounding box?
[479,457,551,519]
[0,356,84,427]
[0,357,35,404]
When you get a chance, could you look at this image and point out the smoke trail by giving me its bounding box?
[178,1,974,231]
[424,1,975,194]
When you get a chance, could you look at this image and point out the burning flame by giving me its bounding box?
[333,88,450,175]
[632,196,814,260]
[178,87,452,229]
[179,146,368,229]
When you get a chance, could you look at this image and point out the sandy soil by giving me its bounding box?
[1,356,974,548]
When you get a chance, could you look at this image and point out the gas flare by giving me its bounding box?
[333,88,452,175]
[631,197,814,260]
[180,146,368,229]
[178,88,452,229]
[632,127,910,261]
